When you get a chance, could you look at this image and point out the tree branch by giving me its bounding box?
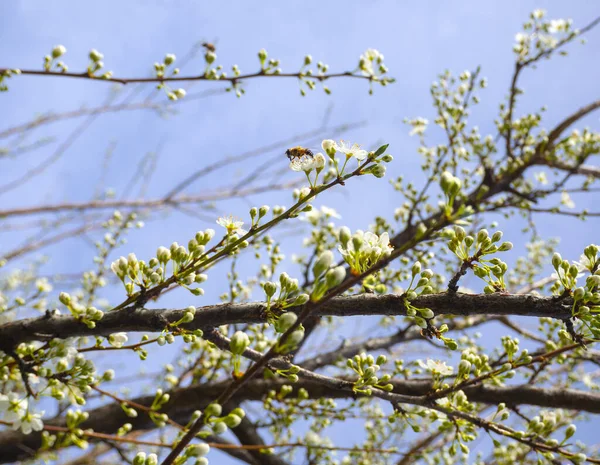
[0,293,574,348]
[1,376,598,464]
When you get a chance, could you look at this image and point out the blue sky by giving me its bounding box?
[1,1,600,463]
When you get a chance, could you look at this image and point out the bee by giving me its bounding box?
[202,42,216,53]
[285,146,314,161]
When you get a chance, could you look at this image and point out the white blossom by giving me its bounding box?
[560,191,575,209]
[408,118,429,136]
[418,359,454,376]
[108,332,128,348]
[289,156,315,172]
[335,140,368,161]
[548,19,570,33]
[338,230,393,274]
[216,216,247,236]
[359,48,384,76]
[313,152,326,169]
[321,139,336,152]
[0,393,28,422]
[12,410,45,434]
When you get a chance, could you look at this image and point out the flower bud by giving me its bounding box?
[569,264,579,279]
[157,246,171,263]
[325,266,346,288]
[292,293,310,306]
[573,287,585,300]
[89,49,103,62]
[459,359,471,375]
[230,331,250,355]
[440,171,453,192]
[52,45,66,58]
[491,231,503,242]
[313,251,334,278]
[276,312,298,332]
[59,292,71,305]
[321,139,336,157]
[205,403,222,417]
[411,261,421,277]
[224,414,242,428]
[304,54,312,66]
[372,164,386,178]
[205,51,216,64]
[259,205,269,217]
[565,424,576,439]
[454,226,466,242]
[264,281,277,298]
[339,226,351,246]
[187,443,210,457]
[477,229,489,243]
[258,48,268,63]
[164,53,176,65]
[287,328,305,346]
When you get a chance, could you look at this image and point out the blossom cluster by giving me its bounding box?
[337,228,393,275]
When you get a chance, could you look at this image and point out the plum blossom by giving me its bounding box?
[0,393,28,422]
[561,191,575,209]
[359,48,384,76]
[12,410,45,434]
[289,156,315,172]
[108,332,128,348]
[335,140,368,161]
[216,216,247,236]
[338,230,393,275]
[418,359,453,376]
